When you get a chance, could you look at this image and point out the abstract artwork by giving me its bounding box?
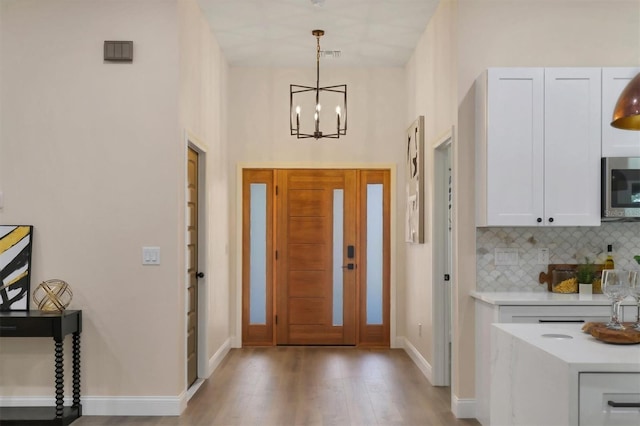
[405,116,425,244]
[0,225,33,311]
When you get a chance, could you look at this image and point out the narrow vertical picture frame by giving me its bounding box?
[405,116,425,244]
[0,225,34,311]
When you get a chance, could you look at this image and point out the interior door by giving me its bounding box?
[275,169,357,345]
[186,147,199,386]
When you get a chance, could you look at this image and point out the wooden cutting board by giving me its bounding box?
[539,263,605,292]
[582,322,640,344]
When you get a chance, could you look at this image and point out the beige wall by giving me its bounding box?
[226,67,406,342]
[455,0,640,402]
[0,0,228,408]
[178,0,230,364]
[404,0,457,380]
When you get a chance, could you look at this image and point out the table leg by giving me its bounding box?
[54,338,64,418]
[72,332,81,409]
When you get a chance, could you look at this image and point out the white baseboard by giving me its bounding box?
[0,339,233,417]
[208,337,232,376]
[399,336,434,385]
[451,395,476,419]
[0,397,65,407]
[230,335,242,348]
[0,396,183,416]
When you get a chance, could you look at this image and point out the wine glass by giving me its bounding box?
[601,269,631,330]
[628,270,640,331]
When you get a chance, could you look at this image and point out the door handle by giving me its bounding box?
[196,272,205,278]
[342,263,355,270]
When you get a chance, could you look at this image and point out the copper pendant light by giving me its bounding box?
[611,72,640,130]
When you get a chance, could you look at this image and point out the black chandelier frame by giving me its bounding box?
[290,29,348,140]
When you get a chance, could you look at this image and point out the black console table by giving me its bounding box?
[0,310,82,425]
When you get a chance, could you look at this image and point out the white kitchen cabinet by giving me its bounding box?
[491,323,640,426]
[602,67,640,158]
[579,373,640,425]
[544,68,602,226]
[476,68,601,227]
[476,68,544,226]
[472,292,629,426]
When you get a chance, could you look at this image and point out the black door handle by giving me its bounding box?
[342,264,355,270]
[196,272,204,278]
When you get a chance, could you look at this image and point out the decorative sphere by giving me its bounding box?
[33,279,73,312]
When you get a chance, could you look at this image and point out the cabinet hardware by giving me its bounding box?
[608,401,640,408]
[537,218,542,223]
[548,217,554,223]
[538,320,584,323]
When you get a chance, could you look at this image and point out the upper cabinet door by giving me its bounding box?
[476,68,545,226]
[544,68,601,226]
[602,67,640,157]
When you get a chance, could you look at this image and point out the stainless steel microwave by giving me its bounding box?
[602,157,640,219]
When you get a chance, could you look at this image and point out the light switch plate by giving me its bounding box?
[495,248,519,266]
[142,246,160,265]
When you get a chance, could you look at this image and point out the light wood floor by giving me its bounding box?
[75,347,480,426]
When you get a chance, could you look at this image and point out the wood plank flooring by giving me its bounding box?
[75,347,480,426]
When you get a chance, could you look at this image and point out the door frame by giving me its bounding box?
[432,127,454,386]
[234,163,398,348]
[184,131,209,398]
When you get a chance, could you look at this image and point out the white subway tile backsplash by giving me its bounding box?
[475,222,640,292]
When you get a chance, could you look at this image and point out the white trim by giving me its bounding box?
[208,337,232,376]
[392,335,404,349]
[186,379,204,401]
[399,336,434,385]
[431,127,454,387]
[231,335,242,348]
[185,130,210,394]
[0,396,185,416]
[235,162,397,348]
[451,395,476,419]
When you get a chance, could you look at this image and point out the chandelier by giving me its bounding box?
[290,30,347,139]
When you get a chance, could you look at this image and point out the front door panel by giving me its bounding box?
[276,169,356,345]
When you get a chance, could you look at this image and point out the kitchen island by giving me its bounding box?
[472,291,637,425]
[491,323,640,426]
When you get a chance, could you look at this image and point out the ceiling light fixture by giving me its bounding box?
[290,30,347,139]
[611,72,640,130]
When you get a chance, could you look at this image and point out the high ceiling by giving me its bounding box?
[197,0,440,68]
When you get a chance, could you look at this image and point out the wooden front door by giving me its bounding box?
[242,168,390,347]
[186,147,199,386]
[275,169,357,345]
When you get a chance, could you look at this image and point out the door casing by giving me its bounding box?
[432,127,454,387]
[185,134,208,397]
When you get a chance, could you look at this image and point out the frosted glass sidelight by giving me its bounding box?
[333,189,344,326]
[367,184,383,325]
[249,183,267,324]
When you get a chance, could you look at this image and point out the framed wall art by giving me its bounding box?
[0,225,33,311]
[405,116,425,244]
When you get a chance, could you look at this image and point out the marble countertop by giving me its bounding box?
[471,290,637,306]
[493,323,640,371]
